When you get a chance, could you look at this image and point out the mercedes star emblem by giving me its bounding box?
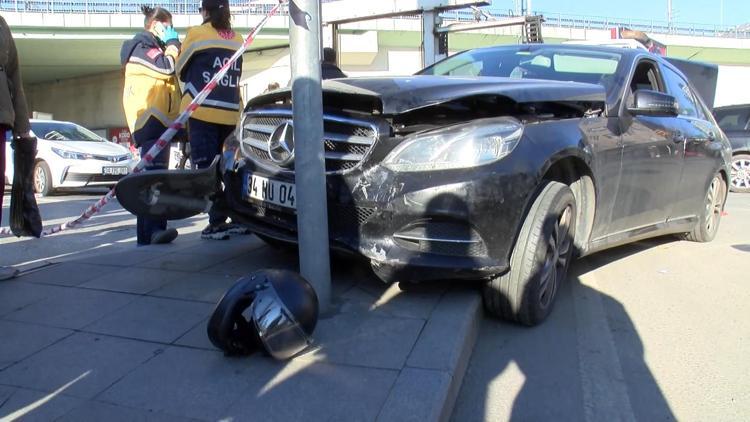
[267,121,295,167]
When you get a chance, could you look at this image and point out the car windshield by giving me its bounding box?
[418,47,622,94]
[31,121,105,142]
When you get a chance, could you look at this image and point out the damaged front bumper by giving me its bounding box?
[220,158,535,284]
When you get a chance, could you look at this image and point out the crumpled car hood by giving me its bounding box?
[248,75,607,115]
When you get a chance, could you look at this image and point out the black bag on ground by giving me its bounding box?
[10,136,42,237]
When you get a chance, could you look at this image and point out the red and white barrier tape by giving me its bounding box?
[0,0,286,238]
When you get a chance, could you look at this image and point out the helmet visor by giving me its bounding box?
[247,283,313,360]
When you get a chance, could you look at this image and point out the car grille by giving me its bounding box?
[91,154,130,163]
[249,201,376,232]
[64,173,124,183]
[240,110,378,174]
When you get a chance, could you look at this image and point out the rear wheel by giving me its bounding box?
[33,161,54,196]
[685,173,726,243]
[729,154,750,193]
[483,181,577,326]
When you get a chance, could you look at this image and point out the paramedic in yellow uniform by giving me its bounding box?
[121,5,181,246]
[177,0,244,240]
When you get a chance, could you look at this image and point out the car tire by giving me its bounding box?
[482,181,577,326]
[729,154,750,193]
[685,173,726,243]
[33,160,54,196]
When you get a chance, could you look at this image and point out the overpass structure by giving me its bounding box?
[3,0,750,131]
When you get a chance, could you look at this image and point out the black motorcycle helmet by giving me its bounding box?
[207,269,319,359]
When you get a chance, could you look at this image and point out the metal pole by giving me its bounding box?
[289,0,331,313]
[421,10,439,68]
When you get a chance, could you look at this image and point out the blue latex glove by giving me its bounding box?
[162,26,179,43]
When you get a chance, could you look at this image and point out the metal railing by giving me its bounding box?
[0,0,341,14]
[1,0,748,39]
[443,9,750,39]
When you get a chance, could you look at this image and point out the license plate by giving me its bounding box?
[102,166,129,176]
[247,174,296,209]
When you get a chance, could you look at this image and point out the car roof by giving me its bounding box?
[464,43,645,60]
[713,104,750,111]
[29,119,79,125]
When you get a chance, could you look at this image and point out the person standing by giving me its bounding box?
[321,47,346,80]
[121,6,181,246]
[1,15,35,280]
[177,0,244,240]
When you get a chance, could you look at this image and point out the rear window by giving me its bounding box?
[713,108,750,131]
[419,47,622,95]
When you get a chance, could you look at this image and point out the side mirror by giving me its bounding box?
[627,90,679,117]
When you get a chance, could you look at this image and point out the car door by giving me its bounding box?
[608,58,685,235]
[661,64,726,220]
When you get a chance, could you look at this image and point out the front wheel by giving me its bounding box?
[483,181,577,326]
[685,173,726,243]
[729,154,750,193]
[33,161,54,196]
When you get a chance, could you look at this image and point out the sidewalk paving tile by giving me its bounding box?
[0,333,162,399]
[0,282,67,318]
[147,272,239,303]
[75,250,157,267]
[339,284,443,320]
[177,235,265,257]
[201,245,298,276]
[140,253,234,273]
[83,296,213,343]
[298,313,425,370]
[224,360,399,422]
[4,288,136,330]
[98,347,275,421]
[377,367,452,422]
[80,268,187,295]
[0,321,72,370]
[57,401,201,422]
[407,290,481,372]
[173,319,215,351]
[16,263,115,287]
[0,386,83,422]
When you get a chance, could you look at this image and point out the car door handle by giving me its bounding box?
[672,131,685,143]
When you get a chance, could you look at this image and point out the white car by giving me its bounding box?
[4,120,137,196]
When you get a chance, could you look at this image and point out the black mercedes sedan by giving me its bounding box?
[119,44,731,326]
[713,104,750,193]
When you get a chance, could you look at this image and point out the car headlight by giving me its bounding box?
[51,147,90,160]
[383,117,524,172]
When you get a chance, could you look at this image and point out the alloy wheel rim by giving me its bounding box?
[730,158,750,190]
[34,166,46,193]
[705,176,724,233]
[539,205,573,309]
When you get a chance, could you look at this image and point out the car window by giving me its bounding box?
[714,108,750,131]
[661,66,702,119]
[31,122,105,142]
[625,60,664,108]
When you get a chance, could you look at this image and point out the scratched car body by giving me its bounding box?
[208,44,731,325]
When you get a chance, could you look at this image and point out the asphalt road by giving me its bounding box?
[453,193,750,421]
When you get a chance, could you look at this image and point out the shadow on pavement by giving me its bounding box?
[453,236,677,421]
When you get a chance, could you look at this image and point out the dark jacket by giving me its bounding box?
[120,31,181,145]
[0,15,31,134]
[322,62,347,80]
